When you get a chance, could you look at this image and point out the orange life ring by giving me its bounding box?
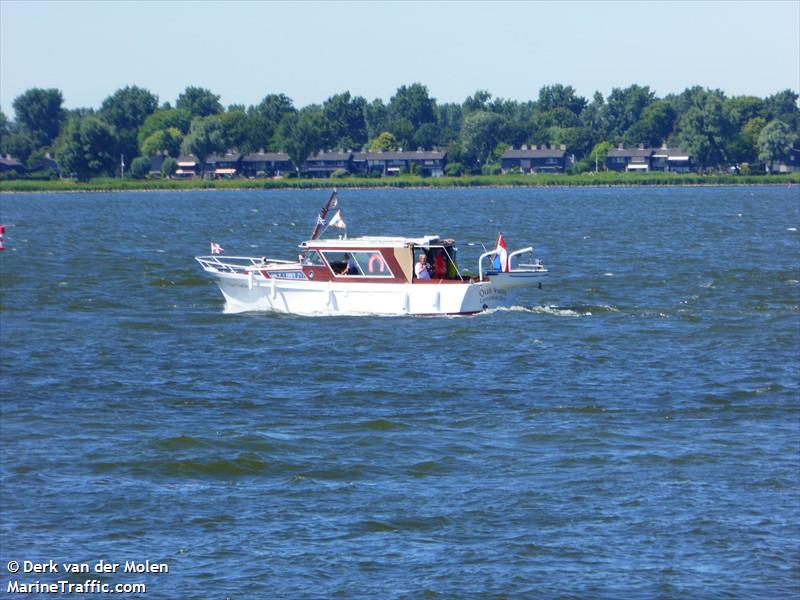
[368,253,386,273]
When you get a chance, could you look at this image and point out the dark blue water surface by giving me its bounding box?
[1,187,799,598]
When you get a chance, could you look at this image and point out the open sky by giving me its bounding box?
[1,0,798,112]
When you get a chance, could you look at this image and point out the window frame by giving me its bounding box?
[320,250,395,278]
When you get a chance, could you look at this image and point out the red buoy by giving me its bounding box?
[0,225,5,251]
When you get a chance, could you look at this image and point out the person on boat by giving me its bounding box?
[446,251,458,279]
[415,253,432,280]
[433,252,447,279]
[340,253,359,275]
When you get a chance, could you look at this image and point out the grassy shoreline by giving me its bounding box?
[1,172,798,193]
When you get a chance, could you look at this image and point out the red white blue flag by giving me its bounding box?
[493,233,509,272]
[210,242,224,255]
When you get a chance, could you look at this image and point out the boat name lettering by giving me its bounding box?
[271,271,307,280]
[479,287,507,299]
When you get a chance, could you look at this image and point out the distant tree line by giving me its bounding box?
[0,83,798,180]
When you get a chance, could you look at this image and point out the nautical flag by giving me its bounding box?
[210,242,224,255]
[328,210,347,229]
[317,214,327,227]
[493,233,509,272]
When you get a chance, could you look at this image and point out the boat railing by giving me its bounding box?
[195,255,294,275]
[478,247,546,281]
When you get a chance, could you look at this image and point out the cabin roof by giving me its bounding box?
[301,235,452,249]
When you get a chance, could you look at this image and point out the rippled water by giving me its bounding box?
[1,187,798,597]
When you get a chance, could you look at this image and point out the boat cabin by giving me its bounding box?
[297,236,461,283]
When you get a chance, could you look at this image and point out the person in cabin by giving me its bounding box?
[340,253,359,275]
[433,251,447,279]
[446,251,458,279]
[415,253,432,279]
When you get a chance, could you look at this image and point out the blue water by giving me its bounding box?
[1,187,799,597]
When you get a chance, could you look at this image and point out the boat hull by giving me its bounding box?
[208,271,546,316]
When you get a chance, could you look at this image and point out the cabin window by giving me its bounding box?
[321,251,394,278]
[302,250,325,266]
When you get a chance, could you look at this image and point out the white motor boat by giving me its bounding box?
[195,191,547,316]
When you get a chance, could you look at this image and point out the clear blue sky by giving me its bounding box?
[1,0,798,112]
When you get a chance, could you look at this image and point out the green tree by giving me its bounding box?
[161,156,177,177]
[367,131,398,152]
[100,86,158,133]
[552,126,596,159]
[364,99,389,141]
[763,89,800,131]
[388,83,437,147]
[0,109,9,143]
[536,84,587,116]
[389,83,436,127]
[532,107,581,130]
[181,116,225,176]
[623,100,676,147]
[137,108,191,147]
[589,141,613,172]
[757,120,794,172]
[99,86,159,164]
[436,102,463,146]
[603,85,655,139]
[676,88,729,168]
[246,93,295,151]
[176,86,223,118]
[277,108,325,175]
[12,88,65,147]
[0,101,44,163]
[492,142,510,162]
[463,90,492,113]
[323,92,368,150]
[723,95,765,130]
[219,109,249,150]
[140,127,183,158]
[413,122,439,149]
[444,162,464,176]
[459,110,509,166]
[718,115,767,167]
[0,127,37,163]
[580,91,607,135]
[54,115,117,180]
[130,156,151,179]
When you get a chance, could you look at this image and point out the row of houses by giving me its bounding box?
[606,145,692,172]
[499,144,695,173]
[5,145,800,178]
[160,144,697,178]
[0,154,60,175]
[157,148,450,179]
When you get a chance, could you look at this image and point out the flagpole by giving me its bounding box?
[309,189,338,241]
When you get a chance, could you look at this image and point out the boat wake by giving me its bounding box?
[483,304,609,317]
